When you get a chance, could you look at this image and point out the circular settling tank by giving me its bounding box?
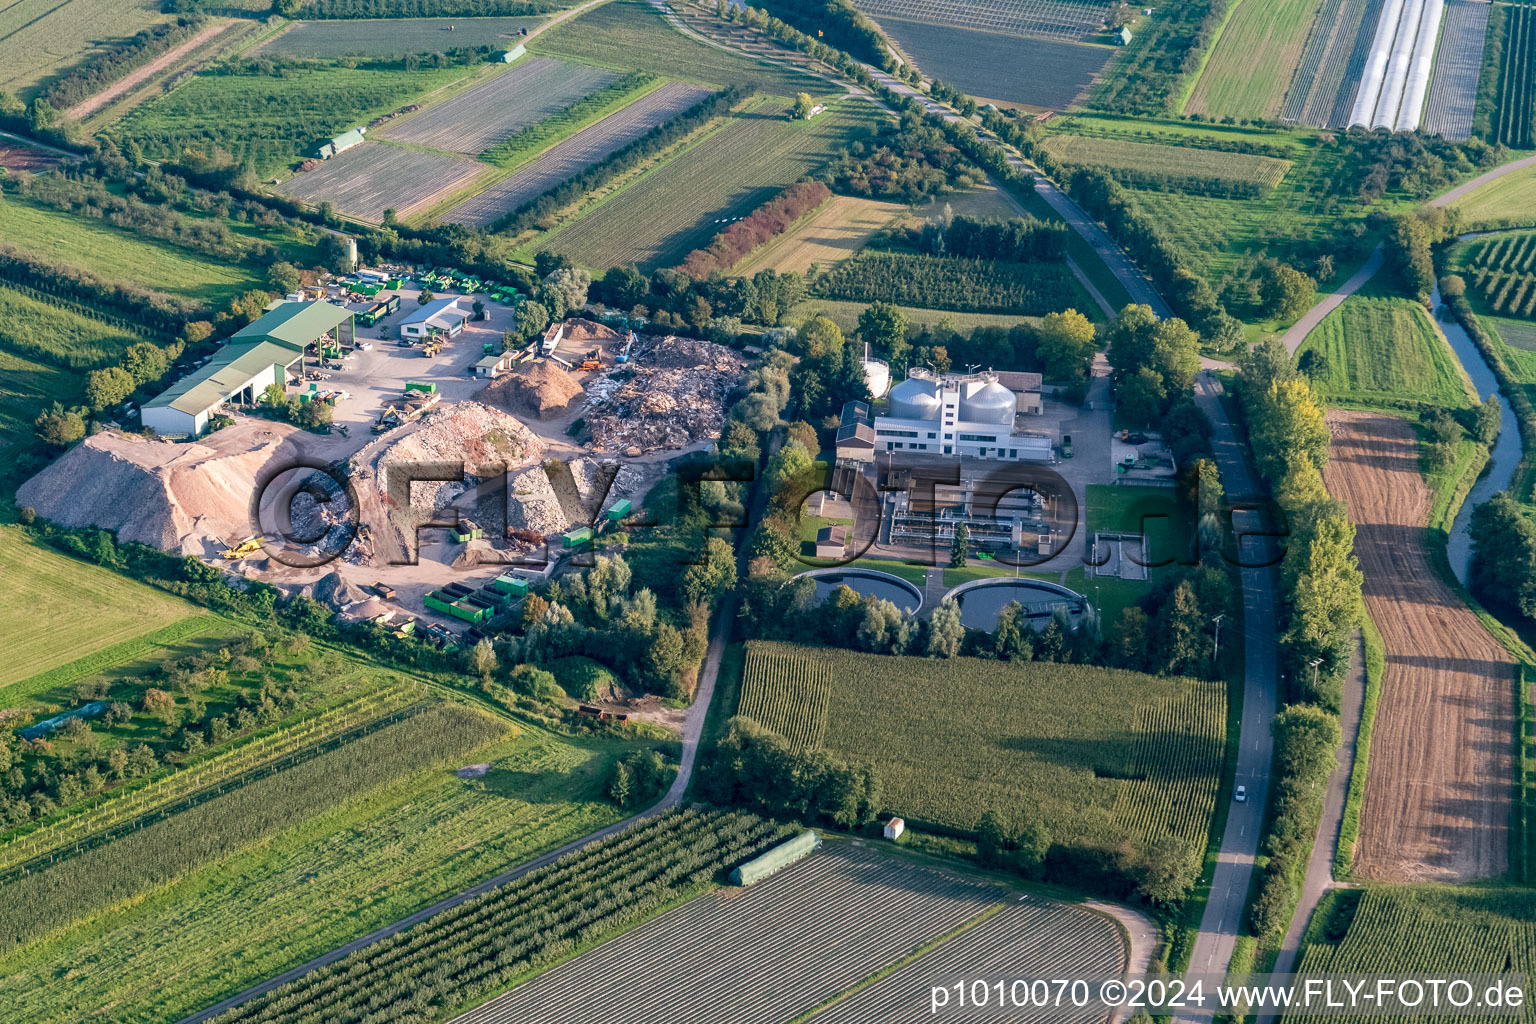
[799,568,923,614]
[946,577,1086,632]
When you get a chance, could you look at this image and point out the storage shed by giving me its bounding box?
[883,817,905,840]
[815,524,848,559]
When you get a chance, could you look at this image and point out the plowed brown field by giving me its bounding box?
[1323,410,1515,882]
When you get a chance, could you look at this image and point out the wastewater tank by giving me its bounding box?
[862,358,891,399]
[888,376,940,420]
[958,380,1016,425]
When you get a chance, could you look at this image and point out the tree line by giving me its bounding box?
[1231,339,1361,939]
[296,0,561,17]
[40,15,208,111]
[726,0,888,66]
[679,180,830,279]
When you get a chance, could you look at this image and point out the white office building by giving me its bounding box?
[874,368,1052,462]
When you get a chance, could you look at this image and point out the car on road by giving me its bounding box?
[1234,785,1247,802]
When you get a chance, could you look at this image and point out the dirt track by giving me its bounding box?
[1323,410,1514,882]
[65,21,230,120]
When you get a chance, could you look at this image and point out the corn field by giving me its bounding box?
[736,642,1227,852]
[1292,888,1536,1023]
[736,648,828,749]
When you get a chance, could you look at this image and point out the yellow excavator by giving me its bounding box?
[220,536,261,559]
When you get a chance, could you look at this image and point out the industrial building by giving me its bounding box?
[141,301,356,437]
[870,369,1052,462]
[400,296,472,340]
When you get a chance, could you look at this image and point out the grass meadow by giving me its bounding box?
[0,528,203,693]
[1298,295,1477,410]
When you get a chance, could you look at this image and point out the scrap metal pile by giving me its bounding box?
[584,336,745,453]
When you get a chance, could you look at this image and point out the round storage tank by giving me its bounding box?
[863,358,890,399]
[888,376,940,420]
[958,380,1016,425]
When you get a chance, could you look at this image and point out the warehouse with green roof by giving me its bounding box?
[142,301,355,437]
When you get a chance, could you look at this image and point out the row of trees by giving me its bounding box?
[678,180,831,279]
[40,15,208,111]
[1232,340,1359,939]
[728,0,888,66]
[909,212,1069,264]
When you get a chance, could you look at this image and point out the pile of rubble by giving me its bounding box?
[478,361,584,420]
[585,337,745,453]
[356,401,542,551]
[506,457,642,537]
[303,570,369,611]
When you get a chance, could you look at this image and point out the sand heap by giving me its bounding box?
[586,337,745,453]
[15,426,297,556]
[477,361,584,420]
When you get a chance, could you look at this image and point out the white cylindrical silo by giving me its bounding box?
[1395,0,1445,131]
[1350,0,1408,128]
[1373,0,1427,128]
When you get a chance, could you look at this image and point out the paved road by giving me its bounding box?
[1257,634,1365,1022]
[1185,373,1280,993]
[1429,152,1536,208]
[1278,244,1384,354]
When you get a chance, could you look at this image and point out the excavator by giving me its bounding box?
[220,536,261,559]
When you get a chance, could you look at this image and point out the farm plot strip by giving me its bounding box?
[854,0,1105,42]
[444,81,711,229]
[1281,0,1388,126]
[809,899,1126,1024]
[1423,0,1491,140]
[1322,410,1515,883]
[1039,135,1292,193]
[274,143,486,223]
[449,843,1044,1024]
[374,56,619,156]
[874,16,1114,110]
[541,100,879,270]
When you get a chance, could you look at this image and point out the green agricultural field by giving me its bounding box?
[0,713,633,1024]
[1294,887,1536,981]
[0,200,266,305]
[1184,0,1326,119]
[259,16,545,58]
[1045,114,1367,289]
[0,285,152,368]
[1450,165,1536,230]
[0,0,168,101]
[114,60,473,174]
[0,529,203,693]
[1298,296,1477,410]
[528,0,832,97]
[1039,133,1293,192]
[539,99,884,270]
[734,641,1227,851]
[0,349,85,495]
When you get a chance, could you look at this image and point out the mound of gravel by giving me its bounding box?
[478,361,584,420]
[311,570,368,610]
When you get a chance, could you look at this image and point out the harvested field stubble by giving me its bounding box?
[374,57,618,155]
[275,142,486,222]
[1322,410,1515,882]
